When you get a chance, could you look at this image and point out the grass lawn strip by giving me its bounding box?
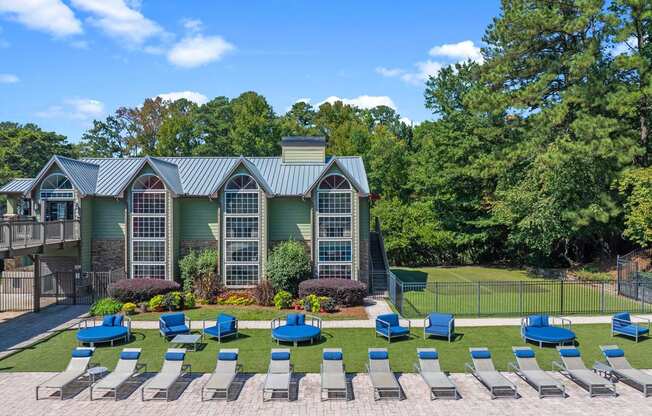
[1,324,648,374]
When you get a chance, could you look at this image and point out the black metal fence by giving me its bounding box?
[616,248,652,303]
[0,268,125,312]
[388,271,652,318]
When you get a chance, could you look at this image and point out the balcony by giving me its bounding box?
[0,219,80,257]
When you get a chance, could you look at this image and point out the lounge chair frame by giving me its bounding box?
[611,315,650,342]
[553,347,616,398]
[89,348,146,401]
[414,348,459,400]
[465,348,518,399]
[320,348,349,401]
[367,348,403,401]
[508,347,565,398]
[140,349,192,401]
[201,348,242,401]
[35,347,97,400]
[599,345,652,397]
[262,348,294,401]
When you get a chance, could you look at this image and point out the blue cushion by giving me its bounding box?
[296,314,305,325]
[120,351,140,360]
[165,352,185,361]
[204,324,237,338]
[418,351,438,360]
[217,314,236,331]
[377,314,399,327]
[559,349,580,357]
[161,313,185,327]
[72,348,93,358]
[613,312,631,324]
[369,350,388,360]
[376,324,409,338]
[528,314,549,328]
[102,315,115,327]
[323,351,343,360]
[77,326,128,343]
[114,315,124,327]
[514,349,535,358]
[428,313,453,326]
[523,326,576,344]
[218,352,238,361]
[604,349,625,358]
[272,324,321,342]
[271,352,290,360]
[471,350,491,359]
[614,324,649,336]
[286,314,300,326]
[162,324,190,336]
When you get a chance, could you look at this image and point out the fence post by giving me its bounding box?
[600,283,605,314]
[519,281,524,315]
[641,283,646,314]
[435,282,438,312]
[72,272,77,305]
[33,257,40,313]
[560,279,564,316]
[477,282,481,317]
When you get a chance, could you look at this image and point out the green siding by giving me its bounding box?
[359,197,370,240]
[80,198,93,270]
[179,198,218,240]
[269,198,311,240]
[92,198,125,239]
[6,197,17,215]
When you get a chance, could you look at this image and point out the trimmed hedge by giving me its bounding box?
[110,279,180,303]
[298,278,367,306]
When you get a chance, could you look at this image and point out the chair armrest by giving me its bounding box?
[551,361,564,372]
[159,317,167,330]
[632,315,651,327]
[186,318,191,331]
[376,318,390,329]
[182,364,191,375]
[270,316,283,329]
[136,363,147,373]
[507,362,518,373]
[559,317,572,329]
[423,316,430,328]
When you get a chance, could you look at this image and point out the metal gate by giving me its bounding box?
[0,271,35,311]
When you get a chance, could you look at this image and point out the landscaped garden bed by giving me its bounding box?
[1,324,647,374]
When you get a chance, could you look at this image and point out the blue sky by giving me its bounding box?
[0,1,499,142]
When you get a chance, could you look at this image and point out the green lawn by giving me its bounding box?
[390,266,647,318]
[129,305,367,322]
[1,325,650,374]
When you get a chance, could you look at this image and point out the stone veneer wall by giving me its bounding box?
[91,240,125,271]
[40,256,78,275]
[358,239,369,285]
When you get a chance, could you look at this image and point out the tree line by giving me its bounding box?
[2,0,652,267]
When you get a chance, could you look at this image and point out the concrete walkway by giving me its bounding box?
[0,305,88,360]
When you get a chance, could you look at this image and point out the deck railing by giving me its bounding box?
[0,219,80,251]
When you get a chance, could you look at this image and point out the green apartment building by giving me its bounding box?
[0,137,372,287]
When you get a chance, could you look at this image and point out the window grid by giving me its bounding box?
[131,174,166,280]
[318,241,352,262]
[318,217,352,238]
[224,174,260,287]
[318,264,352,279]
[317,192,351,214]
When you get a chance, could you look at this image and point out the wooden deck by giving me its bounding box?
[0,220,80,257]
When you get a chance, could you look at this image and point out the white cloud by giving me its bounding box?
[70,0,162,45]
[612,36,637,56]
[378,40,482,86]
[0,0,82,36]
[156,90,208,104]
[167,34,234,68]
[0,73,19,83]
[429,40,483,63]
[295,97,311,104]
[375,67,404,77]
[37,97,104,120]
[181,18,202,33]
[317,95,397,110]
[399,116,412,125]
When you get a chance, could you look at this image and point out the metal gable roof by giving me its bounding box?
[0,178,34,193]
[1,155,370,198]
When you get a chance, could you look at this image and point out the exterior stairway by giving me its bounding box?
[369,218,389,295]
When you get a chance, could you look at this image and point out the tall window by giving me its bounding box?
[316,174,353,279]
[40,173,74,221]
[131,174,166,279]
[224,174,260,287]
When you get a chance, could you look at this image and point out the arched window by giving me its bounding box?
[224,174,260,287]
[40,174,73,199]
[131,174,166,279]
[316,174,353,279]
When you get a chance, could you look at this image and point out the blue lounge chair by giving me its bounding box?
[202,313,238,343]
[423,313,454,341]
[375,313,410,342]
[159,312,191,338]
[611,312,650,342]
[521,314,575,347]
[77,314,131,347]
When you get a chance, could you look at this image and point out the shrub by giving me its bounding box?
[303,294,320,313]
[148,294,165,311]
[110,279,180,303]
[266,241,311,294]
[298,278,367,306]
[216,292,255,306]
[90,297,123,316]
[273,290,293,309]
[179,249,220,300]
[183,292,196,309]
[320,297,337,313]
[574,270,612,282]
[253,280,275,306]
[163,291,182,311]
[122,302,137,315]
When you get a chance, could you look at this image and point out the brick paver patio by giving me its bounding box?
[4,370,651,416]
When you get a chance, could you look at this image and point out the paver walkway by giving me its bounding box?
[4,370,652,416]
[0,305,88,360]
